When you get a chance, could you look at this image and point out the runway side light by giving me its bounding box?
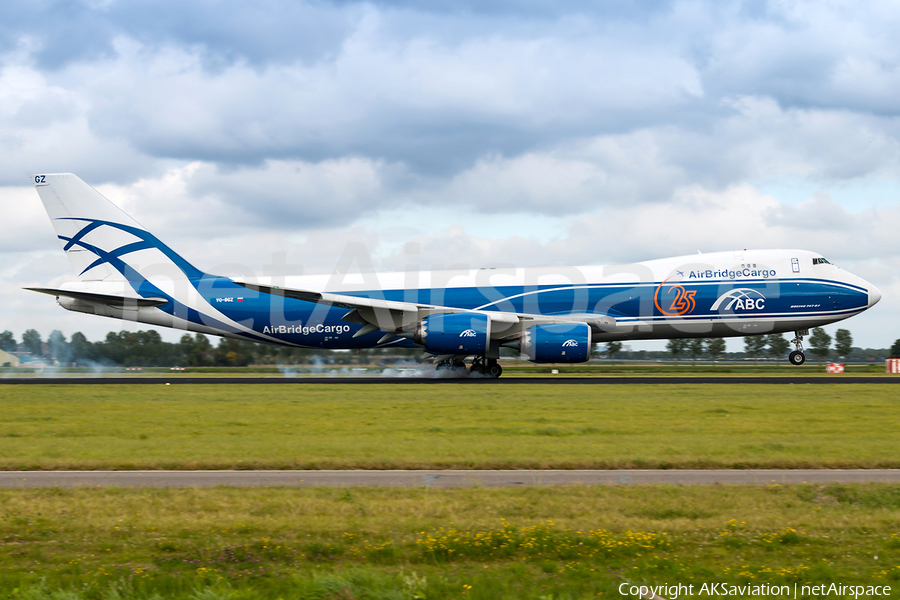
[165,382,170,386]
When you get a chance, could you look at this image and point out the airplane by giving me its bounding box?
[27,173,881,377]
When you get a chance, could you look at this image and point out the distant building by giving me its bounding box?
[0,349,20,367]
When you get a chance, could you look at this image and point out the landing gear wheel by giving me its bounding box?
[486,359,502,378]
[435,359,469,376]
[450,359,468,375]
[470,356,486,375]
[789,351,806,366]
[789,330,808,366]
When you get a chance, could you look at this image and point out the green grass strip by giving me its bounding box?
[1,384,899,470]
[2,485,900,598]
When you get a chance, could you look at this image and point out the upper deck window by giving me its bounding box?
[812,258,831,265]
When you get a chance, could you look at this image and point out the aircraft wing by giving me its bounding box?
[235,282,421,312]
[233,281,615,342]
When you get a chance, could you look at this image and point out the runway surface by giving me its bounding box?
[1,376,898,385]
[3,469,900,488]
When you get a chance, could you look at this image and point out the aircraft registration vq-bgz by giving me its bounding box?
[28,173,881,377]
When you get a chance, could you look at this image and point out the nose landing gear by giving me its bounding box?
[788,330,808,365]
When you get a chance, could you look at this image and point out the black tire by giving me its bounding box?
[789,351,806,366]
[488,363,503,378]
[469,358,484,375]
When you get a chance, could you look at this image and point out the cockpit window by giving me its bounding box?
[812,258,831,265]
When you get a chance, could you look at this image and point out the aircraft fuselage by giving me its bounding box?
[50,249,878,349]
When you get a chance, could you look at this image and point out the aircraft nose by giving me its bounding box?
[868,284,882,308]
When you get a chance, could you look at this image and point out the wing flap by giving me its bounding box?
[234,282,418,312]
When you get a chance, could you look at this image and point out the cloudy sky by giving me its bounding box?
[1,0,898,351]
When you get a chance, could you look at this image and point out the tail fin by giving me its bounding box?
[32,173,206,282]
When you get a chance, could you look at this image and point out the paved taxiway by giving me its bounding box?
[1,376,898,384]
[3,470,900,488]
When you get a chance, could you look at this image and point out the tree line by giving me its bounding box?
[662,328,874,363]
[1,327,897,367]
[0,329,339,368]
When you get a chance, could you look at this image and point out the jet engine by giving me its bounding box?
[414,312,491,354]
[519,322,592,363]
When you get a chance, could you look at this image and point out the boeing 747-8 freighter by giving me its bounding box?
[28,173,881,376]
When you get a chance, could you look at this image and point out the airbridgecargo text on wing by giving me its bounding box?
[689,268,777,279]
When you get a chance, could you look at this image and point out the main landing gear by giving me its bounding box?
[470,356,502,378]
[434,357,469,376]
[788,330,808,365]
[432,355,502,378]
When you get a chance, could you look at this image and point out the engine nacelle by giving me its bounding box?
[523,323,592,363]
[416,312,491,354]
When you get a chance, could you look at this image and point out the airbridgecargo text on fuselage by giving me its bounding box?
[689,268,777,279]
[262,324,351,336]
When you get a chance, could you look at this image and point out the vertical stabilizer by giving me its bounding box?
[31,173,205,283]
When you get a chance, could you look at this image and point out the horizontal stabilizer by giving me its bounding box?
[25,287,169,308]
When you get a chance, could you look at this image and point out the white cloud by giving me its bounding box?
[446,153,604,214]
[0,186,58,253]
[701,0,900,114]
[188,159,393,228]
[0,13,704,175]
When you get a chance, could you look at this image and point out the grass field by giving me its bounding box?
[2,484,900,599]
[0,384,899,470]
